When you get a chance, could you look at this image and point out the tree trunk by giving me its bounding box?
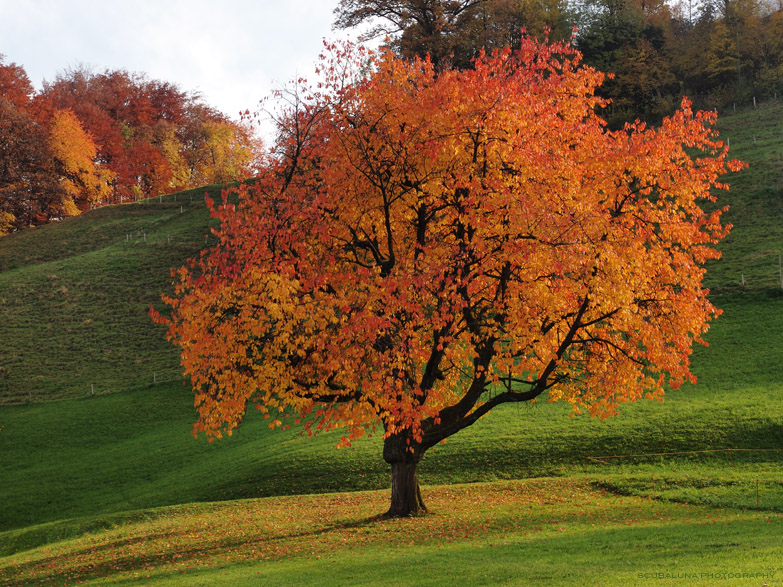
[386,459,427,517]
[383,433,427,517]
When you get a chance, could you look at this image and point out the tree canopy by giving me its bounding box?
[154,37,741,516]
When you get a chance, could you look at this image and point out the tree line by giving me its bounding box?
[4,0,780,235]
[334,0,783,125]
[0,57,261,235]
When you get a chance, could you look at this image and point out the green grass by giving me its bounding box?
[1,103,783,584]
[1,479,781,585]
[0,185,222,402]
[2,282,780,536]
[1,341,781,534]
[704,101,783,293]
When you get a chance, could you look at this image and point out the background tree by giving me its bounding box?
[0,55,34,109]
[446,0,573,66]
[1,57,262,235]
[184,118,260,186]
[47,108,114,212]
[757,7,783,95]
[334,0,487,67]
[334,0,571,69]
[576,0,680,124]
[35,67,261,202]
[0,98,64,232]
[155,38,741,517]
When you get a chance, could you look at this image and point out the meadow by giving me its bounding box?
[1,103,782,585]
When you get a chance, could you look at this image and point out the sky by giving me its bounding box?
[0,0,369,133]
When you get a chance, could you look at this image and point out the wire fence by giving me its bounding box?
[586,447,783,465]
[588,448,783,509]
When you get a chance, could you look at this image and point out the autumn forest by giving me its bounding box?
[335,0,783,122]
[0,59,261,235]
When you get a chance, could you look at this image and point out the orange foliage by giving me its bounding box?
[188,119,260,186]
[35,68,260,203]
[48,109,115,213]
[154,37,742,510]
[1,59,261,234]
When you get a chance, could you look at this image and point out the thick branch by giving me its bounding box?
[422,294,592,449]
[292,377,366,405]
[421,386,544,451]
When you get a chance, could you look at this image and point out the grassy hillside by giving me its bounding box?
[1,102,782,584]
[704,100,783,292]
[0,186,221,402]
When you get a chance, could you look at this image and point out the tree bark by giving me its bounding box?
[386,459,427,517]
[383,433,427,517]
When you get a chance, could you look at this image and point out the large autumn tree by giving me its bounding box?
[155,37,741,516]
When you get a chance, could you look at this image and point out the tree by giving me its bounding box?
[154,38,742,516]
[576,0,680,124]
[47,108,115,212]
[608,36,679,121]
[334,0,572,69]
[0,55,34,109]
[0,98,64,232]
[449,0,573,66]
[334,0,487,67]
[185,119,258,185]
[35,67,256,202]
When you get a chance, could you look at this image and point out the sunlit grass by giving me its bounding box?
[2,478,781,586]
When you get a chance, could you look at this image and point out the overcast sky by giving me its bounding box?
[0,0,369,131]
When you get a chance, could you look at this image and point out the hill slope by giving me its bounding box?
[703,101,783,292]
[0,186,221,403]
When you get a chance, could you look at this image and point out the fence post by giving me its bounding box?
[778,254,782,290]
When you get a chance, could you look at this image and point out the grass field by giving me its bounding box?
[2,479,781,585]
[1,102,782,585]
